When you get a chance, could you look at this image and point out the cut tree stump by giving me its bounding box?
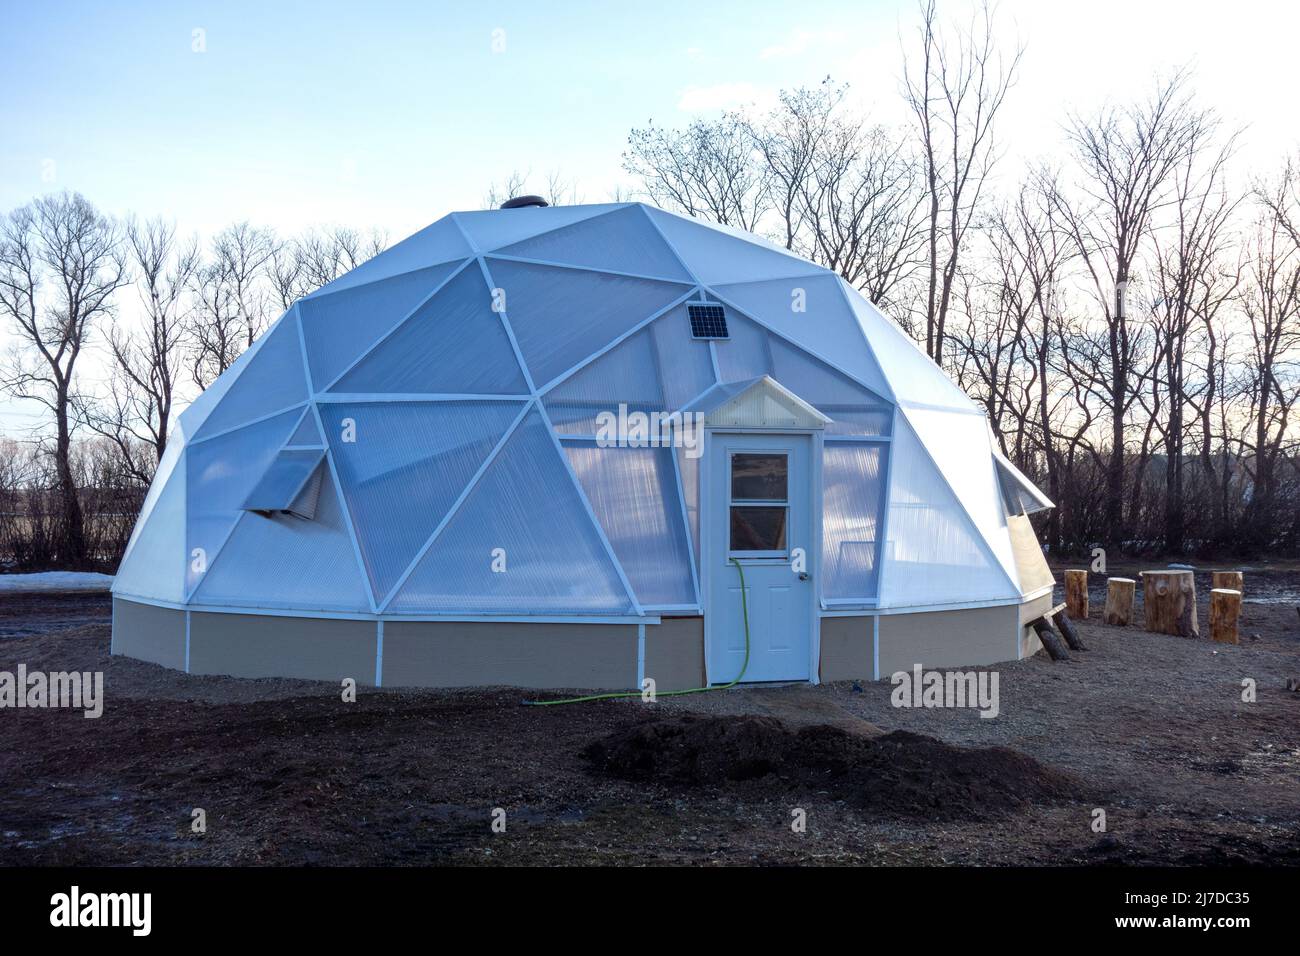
[1212,570,1244,596]
[1209,588,1242,645]
[1030,617,1071,660]
[1104,577,1136,626]
[1141,569,1199,637]
[1065,569,1089,620]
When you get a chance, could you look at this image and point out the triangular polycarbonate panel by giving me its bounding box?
[320,401,526,601]
[714,275,892,399]
[649,303,715,409]
[879,415,1018,608]
[836,277,977,413]
[643,206,825,284]
[329,265,528,395]
[193,469,371,612]
[495,205,692,281]
[186,408,303,597]
[299,260,462,389]
[902,405,1020,590]
[712,311,772,383]
[564,444,695,607]
[822,442,888,601]
[286,409,322,446]
[487,258,693,388]
[120,432,184,558]
[768,338,892,436]
[453,204,628,253]
[113,453,187,603]
[192,317,308,441]
[305,218,471,298]
[387,411,633,613]
[543,328,663,434]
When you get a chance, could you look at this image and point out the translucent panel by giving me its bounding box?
[187,408,303,597]
[714,275,892,399]
[712,312,771,383]
[307,218,470,297]
[192,316,308,440]
[320,401,525,601]
[879,416,1018,607]
[453,204,627,253]
[822,442,887,601]
[193,469,370,612]
[543,328,663,434]
[495,205,692,281]
[486,258,693,388]
[677,445,700,567]
[287,409,322,446]
[330,264,528,395]
[643,206,825,284]
[904,405,1020,589]
[837,277,977,413]
[241,448,326,515]
[648,303,715,409]
[113,453,186,603]
[564,444,695,606]
[298,260,461,389]
[121,431,184,556]
[993,449,1054,515]
[768,337,892,437]
[389,412,633,613]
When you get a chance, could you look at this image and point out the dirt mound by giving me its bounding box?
[583,714,1083,820]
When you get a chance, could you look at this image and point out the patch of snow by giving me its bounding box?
[0,571,114,592]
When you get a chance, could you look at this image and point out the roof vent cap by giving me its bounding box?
[500,195,549,209]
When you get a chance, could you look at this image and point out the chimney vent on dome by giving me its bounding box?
[500,195,549,209]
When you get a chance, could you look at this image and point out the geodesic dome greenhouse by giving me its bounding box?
[112,201,1056,690]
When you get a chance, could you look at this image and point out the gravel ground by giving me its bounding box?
[0,566,1297,866]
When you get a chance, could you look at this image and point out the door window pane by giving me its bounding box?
[730,506,788,551]
[731,453,787,501]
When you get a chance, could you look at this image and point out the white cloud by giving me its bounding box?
[759,29,837,60]
[676,82,774,113]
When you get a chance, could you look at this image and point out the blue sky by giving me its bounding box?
[1,0,1298,433]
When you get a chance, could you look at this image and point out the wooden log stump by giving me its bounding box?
[1049,610,1088,651]
[1209,588,1242,645]
[1212,570,1243,597]
[1064,569,1089,620]
[1030,617,1071,661]
[1104,577,1136,626]
[1141,569,1199,637]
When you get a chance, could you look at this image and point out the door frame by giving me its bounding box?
[700,426,824,685]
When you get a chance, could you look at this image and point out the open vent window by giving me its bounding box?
[687,302,729,339]
[241,448,327,520]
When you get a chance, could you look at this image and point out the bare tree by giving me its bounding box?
[1049,71,1208,547]
[0,192,127,567]
[624,114,771,230]
[187,221,277,388]
[902,0,1023,365]
[81,217,199,484]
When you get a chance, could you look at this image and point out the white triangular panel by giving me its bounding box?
[644,206,826,284]
[713,274,893,400]
[113,452,186,603]
[880,415,1019,608]
[836,278,978,413]
[304,218,472,298]
[453,204,629,253]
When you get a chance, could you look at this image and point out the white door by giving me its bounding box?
[705,433,814,683]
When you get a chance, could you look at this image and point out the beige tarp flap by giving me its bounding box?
[1008,515,1054,595]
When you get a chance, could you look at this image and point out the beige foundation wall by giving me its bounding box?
[1018,590,1054,658]
[382,620,637,690]
[877,604,1020,675]
[189,612,377,684]
[112,598,186,671]
[644,617,704,692]
[819,616,872,681]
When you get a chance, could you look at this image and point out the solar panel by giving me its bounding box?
[687,303,729,339]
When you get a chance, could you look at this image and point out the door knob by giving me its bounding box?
[798,572,809,581]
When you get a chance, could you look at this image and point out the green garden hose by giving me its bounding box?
[524,558,751,706]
